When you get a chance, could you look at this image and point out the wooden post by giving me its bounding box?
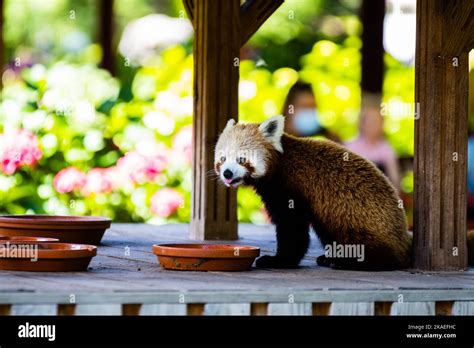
[188,0,240,240]
[186,303,205,315]
[57,304,76,316]
[311,302,331,316]
[359,0,385,102]
[250,302,268,316]
[185,0,283,240]
[374,302,392,316]
[0,304,11,316]
[414,0,473,271]
[122,304,142,316]
[99,0,114,74]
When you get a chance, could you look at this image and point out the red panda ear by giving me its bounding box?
[259,115,285,152]
[224,119,236,132]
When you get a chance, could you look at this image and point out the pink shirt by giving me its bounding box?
[345,138,396,167]
[345,137,400,190]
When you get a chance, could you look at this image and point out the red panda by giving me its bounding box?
[214,115,411,270]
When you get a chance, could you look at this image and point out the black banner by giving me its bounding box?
[0,315,473,346]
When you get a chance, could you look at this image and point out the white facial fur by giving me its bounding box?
[214,116,285,187]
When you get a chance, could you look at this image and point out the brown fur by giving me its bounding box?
[263,133,411,270]
[216,120,474,270]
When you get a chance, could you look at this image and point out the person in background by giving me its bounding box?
[282,82,340,142]
[345,105,401,191]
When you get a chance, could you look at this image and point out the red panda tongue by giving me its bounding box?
[224,178,242,186]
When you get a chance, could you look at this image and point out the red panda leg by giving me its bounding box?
[255,220,310,268]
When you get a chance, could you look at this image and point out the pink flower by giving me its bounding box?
[151,188,184,218]
[172,125,192,164]
[0,129,42,175]
[103,165,132,190]
[53,167,86,193]
[117,151,167,184]
[81,168,114,196]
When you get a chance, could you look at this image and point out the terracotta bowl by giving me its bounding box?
[0,242,97,272]
[0,236,59,243]
[0,215,111,245]
[152,244,260,271]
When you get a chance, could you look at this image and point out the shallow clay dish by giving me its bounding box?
[0,236,59,243]
[0,215,111,245]
[0,242,97,272]
[152,244,260,271]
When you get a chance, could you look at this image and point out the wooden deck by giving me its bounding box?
[0,223,474,315]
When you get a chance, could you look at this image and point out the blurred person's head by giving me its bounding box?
[359,105,384,143]
[282,82,320,137]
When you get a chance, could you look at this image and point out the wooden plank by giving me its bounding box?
[240,0,284,45]
[391,302,435,315]
[75,304,121,315]
[452,301,474,315]
[1,289,474,305]
[330,303,374,315]
[0,224,474,308]
[413,0,469,270]
[267,303,312,315]
[10,305,56,315]
[139,304,186,315]
[204,303,250,315]
[190,0,240,240]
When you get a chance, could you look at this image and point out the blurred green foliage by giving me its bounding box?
[0,0,428,224]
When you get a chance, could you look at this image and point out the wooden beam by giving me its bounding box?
[189,0,240,240]
[57,304,76,316]
[99,0,115,74]
[0,304,11,315]
[443,0,474,53]
[413,0,470,271]
[240,0,284,45]
[312,302,330,316]
[374,302,392,316]
[122,304,142,315]
[187,303,205,315]
[250,303,268,315]
[435,301,454,315]
[183,0,194,25]
[359,0,385,101]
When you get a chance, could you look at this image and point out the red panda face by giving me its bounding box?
[214,116,285,187]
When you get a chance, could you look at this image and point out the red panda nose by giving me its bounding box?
[223,169,233,179]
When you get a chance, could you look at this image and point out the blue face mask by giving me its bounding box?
[292,108,321,136]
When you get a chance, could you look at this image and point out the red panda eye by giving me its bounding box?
[237,157,246,164]
[220,156,226,162]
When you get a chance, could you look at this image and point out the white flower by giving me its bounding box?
[119,14,193,66]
